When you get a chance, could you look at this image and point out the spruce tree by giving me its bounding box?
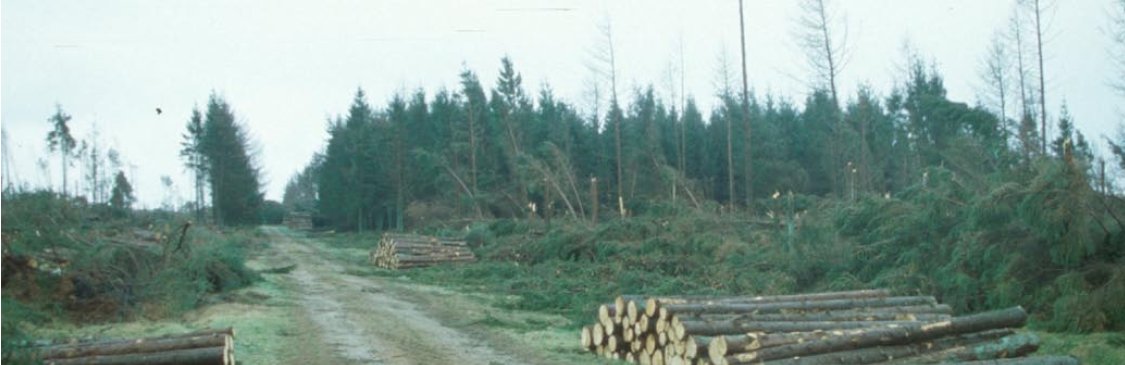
[109,171,134,212]
[200,94,263,226]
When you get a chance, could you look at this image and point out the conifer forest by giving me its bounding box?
[3,1,1125,364]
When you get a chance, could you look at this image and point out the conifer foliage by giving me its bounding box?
[197,94,263,226]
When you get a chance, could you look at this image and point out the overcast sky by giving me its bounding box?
[2,0,1121,208]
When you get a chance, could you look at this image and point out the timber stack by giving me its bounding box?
[578,289,1078,365]
[369,233,476,269]
[32,327,236,365]
[283,212,313,230]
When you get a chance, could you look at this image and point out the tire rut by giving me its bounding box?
[263,227,523,365]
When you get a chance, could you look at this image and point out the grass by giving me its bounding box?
[360,213,1124,365]
[1035,330,1125,365]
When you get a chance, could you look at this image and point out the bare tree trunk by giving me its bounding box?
[1033,0,1048,155]
[798,0,848,194]
[467,98,479,196]
[739,0,753,211]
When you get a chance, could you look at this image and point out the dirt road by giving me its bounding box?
[33,227,592,364]
[258,226,527,365]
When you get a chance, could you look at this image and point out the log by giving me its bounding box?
[709,330,868,363]
[646,334,658,355]
[685,311,951,323]
[34,328,236,348]
[880,332,1040,364]
[392,255,477,263]
[682,337,700,360]
[723,307,1027,364]
[677,318,919,337]
[941,356,1079,365]
[592,323,606,346]
[580,325,594,350]
[598,304,619,329]
[638,290,891,306]
[44,346,228,365]
[628,299,645,324]
[653,351,666,365]
[662,296,938,316]
[761,330,1024,365]
[39,334,229,360]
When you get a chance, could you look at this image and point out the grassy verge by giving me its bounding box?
[1035,331,1125,364]
[330,212,1124,365]
[1,191,263,362]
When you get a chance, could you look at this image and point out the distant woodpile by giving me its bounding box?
[32,327,236,365]
[369,233,476,269]
[283,212,313,230]
[579,289,1077,365]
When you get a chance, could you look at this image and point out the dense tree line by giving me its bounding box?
[285,53,1103,230]
[181,94,263,226]
[284,50,1124,330]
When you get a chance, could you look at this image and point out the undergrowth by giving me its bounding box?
[1,190,260,362]
[389,162,1124,336]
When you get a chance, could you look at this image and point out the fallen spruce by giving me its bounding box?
[578,289,1071,365]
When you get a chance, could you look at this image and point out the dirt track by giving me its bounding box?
[260,226,525,365]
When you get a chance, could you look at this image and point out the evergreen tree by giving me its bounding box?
[200,94,263,226]
[283,154,321,214]
[109,170,134,212]
[317,89,384,230]
[181,107,208,221]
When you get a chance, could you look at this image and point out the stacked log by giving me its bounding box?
[369,233,476,269]
[33,327,236,365]
[283,212,313,230]
[578,290,1077,365]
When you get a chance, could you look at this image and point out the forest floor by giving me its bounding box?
[32,226,605,365]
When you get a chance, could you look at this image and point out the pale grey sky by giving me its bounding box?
[2,0,1120,207]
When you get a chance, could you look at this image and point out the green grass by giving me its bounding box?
[1036,331,1125,365]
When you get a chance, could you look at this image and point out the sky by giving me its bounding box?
[2,0,1121,208]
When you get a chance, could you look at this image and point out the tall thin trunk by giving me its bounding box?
[1013,11,1030,123]
[609,33,624,218]
[1033,0,1048,155]
[738,0,751,210]
[679,38,687,178]
[61,151,68,196]
[467,100,479,195]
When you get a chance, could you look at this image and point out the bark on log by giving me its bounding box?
[637,290,891,306]
[760,330,1025,365]
[678,319,919,337]
[880,332,1040,364]
[39,334,229,360]
[663,296,938,316]
[709,330,868,363]
[723,307,1027,364]
[685,311,950,323]
[44,346,228,365]
[940,356,1079,365]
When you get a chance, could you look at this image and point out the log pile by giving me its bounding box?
[33,327,236,365]
[369,233,476,269]
[578,290,1078,365]
[283,212,313,230]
